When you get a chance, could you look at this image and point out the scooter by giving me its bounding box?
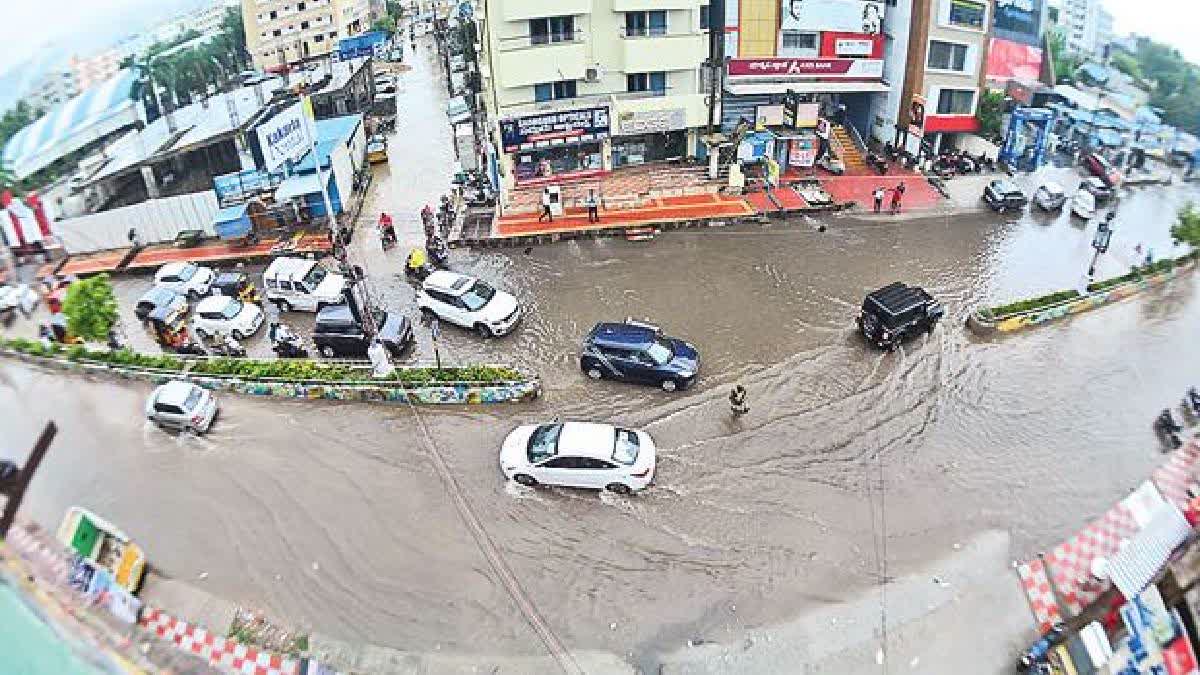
[428,236,450,268]
[1183,387,1200,420]
[405,248,434,281]
[269,322,309,359]
[1155,408,1184,449]
[209,332,247,358]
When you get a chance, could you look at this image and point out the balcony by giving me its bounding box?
[501,0,590,22]
[494,40,588,89]
[621,31,706,74]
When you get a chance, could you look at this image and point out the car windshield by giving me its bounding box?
[645,339,674,366]
[302,265,328,288]
[461,280,496,312]
[177,264,197,281]
[183,387,203,410]
[220,300,244,319]
[612,429,640,466]
[527,424,562,463]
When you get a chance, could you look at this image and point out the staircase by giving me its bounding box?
[831,124,866,171]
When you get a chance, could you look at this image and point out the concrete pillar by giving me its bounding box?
[140,166,161,199]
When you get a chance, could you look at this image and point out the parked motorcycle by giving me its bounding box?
[269,322,308,359]
[379,213,397,251]
[1156,408,1184,449]
[428,236,450,268]
[209,332,247,358]
[866,151,888,175]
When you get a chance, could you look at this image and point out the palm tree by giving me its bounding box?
[220,7,248,70]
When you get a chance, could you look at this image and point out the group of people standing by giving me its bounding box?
[871,182,907,215]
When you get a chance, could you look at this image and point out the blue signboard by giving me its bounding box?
[336,31,389,60]
[993,0,1044,47]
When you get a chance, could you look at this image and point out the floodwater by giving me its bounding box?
[4,37,1200,670]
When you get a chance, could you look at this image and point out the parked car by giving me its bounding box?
[154,261,214,299]
[982,179,1028,212]
[1033,182,1068,211]
[580,320,699,392]
[144,380,218,434]
[311,304,414,358]
[263,257,348,312]
[856,282,944,351]
[191,295,264,339]
[1082,176,1114,202]
[417,270,521,337]
[1071,190,1097,219]
[134,286,188,322]
[1083,152,1122,188]
[499,421,657,494]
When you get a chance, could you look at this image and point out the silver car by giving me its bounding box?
[144,381,218,434]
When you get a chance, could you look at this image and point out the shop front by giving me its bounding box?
[611,107,689,168]
[499,106,611,186]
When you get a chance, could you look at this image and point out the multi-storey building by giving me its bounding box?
[70,49,126,93]
[478,0,710,189]
[26,68,80,114]
[1053,0,1110,56]
[243,0,372,70]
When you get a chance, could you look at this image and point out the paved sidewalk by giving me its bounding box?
[495,193,755,238]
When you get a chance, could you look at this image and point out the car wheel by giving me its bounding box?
[586,367,603,380]
[320,345,336,358]
[275,299,292,313]
[661,379,678,392]
[606,483,632,495]
[514,474,537,487]
[194,328,208,340]
[231,330,244,340]
[475,323,493,338]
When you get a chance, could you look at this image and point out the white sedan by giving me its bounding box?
[154,262,214,299]
[145,381,218,434]
[192,295,264,340]
[500,421,656,494]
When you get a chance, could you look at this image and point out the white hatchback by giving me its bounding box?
[154,262,215,299]
[417,270,521,337]
[500,421,657,494]
[145,381,218,433]
[192,295,264,340]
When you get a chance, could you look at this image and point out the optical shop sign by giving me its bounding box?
[500,107,611,152]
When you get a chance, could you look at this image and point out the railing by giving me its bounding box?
[842,120,868,154]
[618,27,673,38]
[497,30,582,51]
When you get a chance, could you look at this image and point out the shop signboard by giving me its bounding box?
[1164,634,1200,675]
[255,103,311,172]
[788,136,817,167]
[727,58,883,79]
[781,0,884,35]
[908,94,926,137]
[756,104,785,128]
[500,107,610,152]
[616,108,686,135]
[993,0,1043,46]
[986,37,1044,82]
[835,38,874,57]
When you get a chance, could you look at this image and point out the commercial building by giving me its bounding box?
[70,49,126,93]
[478,0,711,190]
[243,0,372,70]
[1053,0,1112,56]
[896,0,992,156]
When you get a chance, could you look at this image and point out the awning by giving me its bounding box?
[274,173,325,201]
[1108,502,1192,600]
[725,81,891,96]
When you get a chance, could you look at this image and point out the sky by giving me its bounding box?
[1103,0,1200,64]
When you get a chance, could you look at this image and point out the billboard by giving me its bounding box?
[986,38,1044,82]
[255,103,311,172]
[728,57,883,79]
[500,107,610,152]
[993,0,1043,46]
[781,0,884,35]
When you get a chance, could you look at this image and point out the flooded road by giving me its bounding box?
[4,39,1200,671]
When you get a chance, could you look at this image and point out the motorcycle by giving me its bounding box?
[866,151,888,175]
[269,322,309,359]
[1183,387,1200,419]
[1155,408,1184,449]
[428,236,450,268]
[405,248,434,281]
[209,332,247,358]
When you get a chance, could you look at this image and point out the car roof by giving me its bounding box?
[315,304,355,323]
[213,271,245,284]
[140,286,178,303]
[157,261,192,276]
[195,295,236,312]
[865,282,933,315]
[992,179,1019,192]
[1040,182,1064,192]
[424,270,474,295]
[556,422,617,460]
[1085,176,1105,185]
[156,380,199,406]
[587,322,658,349]
[265,257,318,278]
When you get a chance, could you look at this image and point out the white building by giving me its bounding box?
[243,0,372,70]
[25,69,80,114]
[478,0,710,191]
[1054,0,1112,57]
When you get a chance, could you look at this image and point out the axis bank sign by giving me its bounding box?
[728,58,884,79]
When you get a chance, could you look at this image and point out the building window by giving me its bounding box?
[781,31,818,51]
[927,40,969,71]
[269,10,277,20]
[625,11,667,37]
[273,29,282,37]
[627,72,666,95]
[534,80,577,102]
[529,16,574,44]
[298,1,305,9]
[700,5,710,30]
[314,34,324,42]
[947,0,986,30]
[936,88,975,114]
[301,20,310,29]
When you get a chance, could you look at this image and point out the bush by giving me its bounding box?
[61,274,119,342]
[1086,257,1176,293]
[982,290,1081,319]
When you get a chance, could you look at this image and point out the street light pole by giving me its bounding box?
[1087,212,1116,278]
[0,422,57,539]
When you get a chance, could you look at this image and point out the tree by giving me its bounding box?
[1110,52,1142,81]
[61,274,119,342]
[1047,31,1080,84]
[220,7,248,69]
[1172,203,1200,249]
[372,16,397,34]
[386,0,404,20]
[977,90,1006,141]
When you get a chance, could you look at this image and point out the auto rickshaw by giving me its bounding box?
[209,271,261,304]
[147,304,204,354]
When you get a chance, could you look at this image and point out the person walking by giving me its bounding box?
[538,190,554,223]
[891,181,906,214]
[584,189,600,223]
[872,186,885,213]
[729,385,749,417]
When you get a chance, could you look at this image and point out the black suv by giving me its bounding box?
[312,305,414,358]
[857,282,944,350]
[982,179,1028,212]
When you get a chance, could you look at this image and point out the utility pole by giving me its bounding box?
[1087,212,1116,278]
[704,0,725,135]
[0,422,57,539]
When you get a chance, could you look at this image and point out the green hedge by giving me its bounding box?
[0,338,523,385]
[981,251,1196,320]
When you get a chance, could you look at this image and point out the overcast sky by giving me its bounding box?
[1103,0,1200,64]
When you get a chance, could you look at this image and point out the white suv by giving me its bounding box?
[417,271,521,337]
[263,257,347,312]
[154,262,214,299]
[192,295,264,339]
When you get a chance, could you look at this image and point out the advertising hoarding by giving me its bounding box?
[728,58,883,79]
[835,38,874,56]
[255,103,311,172]
[780,0,884,34]
[500,107,610,152]
[993,0,1043,46]
[986,38,1044,82]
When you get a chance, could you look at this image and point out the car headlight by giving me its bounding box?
[677,370,695,379]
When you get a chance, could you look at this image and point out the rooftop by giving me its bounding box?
[588,322,659,349]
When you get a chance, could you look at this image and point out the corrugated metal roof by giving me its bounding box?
[1108,501,1192,600]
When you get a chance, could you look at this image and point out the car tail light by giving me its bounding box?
[191,414,204,425]
[631,467,652,478]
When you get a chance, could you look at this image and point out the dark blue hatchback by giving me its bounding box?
[580,320,699,392]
